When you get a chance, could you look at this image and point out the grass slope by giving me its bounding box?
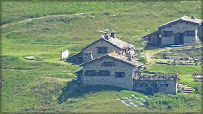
[146,64,201,87]
[1,1,202,112]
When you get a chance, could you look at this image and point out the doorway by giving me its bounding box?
[174,33,184,44]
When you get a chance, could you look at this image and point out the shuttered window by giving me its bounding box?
[115,72,125,78]
[184,31,195,36]
[85,70,97,76]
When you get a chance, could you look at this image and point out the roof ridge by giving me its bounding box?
[80,52,143,67]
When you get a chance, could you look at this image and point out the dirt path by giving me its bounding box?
[1,13,86,29]
[144,47,172,63]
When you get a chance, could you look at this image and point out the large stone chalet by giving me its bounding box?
[143,16,202,45]
[75,52,179,94]
[76,52,144,90]
[66,29,135,64]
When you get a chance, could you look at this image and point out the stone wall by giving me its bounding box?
[172,47,202,53]
[161,37,174,44]
[133,79,177,94]
[184,36,196,44]
[82,39,121,62]
[81,57,137,90]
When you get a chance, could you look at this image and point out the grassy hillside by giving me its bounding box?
[1,1,202,112]
[146,64,201,88]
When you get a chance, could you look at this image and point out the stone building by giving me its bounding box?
[133,73,179,94]
[75,52,179,94]
[76,52,144,90]
[143,16,202,45]
[66,29,135,64]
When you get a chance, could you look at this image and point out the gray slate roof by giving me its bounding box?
[80,52,144,67]
[104,37,134,49]
[180,16,202,24]
[82,37,134,50]
[159,16,202,29]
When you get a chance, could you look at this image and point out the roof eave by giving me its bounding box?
[158,19,200,30]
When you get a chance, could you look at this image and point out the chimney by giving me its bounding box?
[104,33,109,40]
[104,29,109,40]
[191,15,195,19]
[110,32,115,38]
[110,29,116,38]
[126,51,132,61]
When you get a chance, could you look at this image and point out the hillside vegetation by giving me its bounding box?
[1,1,202,112]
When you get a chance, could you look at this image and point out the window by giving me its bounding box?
[165,84,169,87]
[97,47,107,54]
[160,84,164,87]
[162,31,173,37]
[98,70,110,76]
[184,31,195,36]
[151,83,157,87]
[115,72,125,78]
[101,62,115,67]
[85,70,97,76]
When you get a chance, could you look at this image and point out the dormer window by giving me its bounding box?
[97,47,107,54]
[115,72,125,78]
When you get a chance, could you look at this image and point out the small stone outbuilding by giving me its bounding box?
[133,73,179,94]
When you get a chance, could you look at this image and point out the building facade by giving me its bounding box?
[133,73,178,94]
[78,52,143,90]
[144,16,202,45]
[76,52,179,94]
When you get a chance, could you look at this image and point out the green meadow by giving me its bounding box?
[1,1,202,112]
